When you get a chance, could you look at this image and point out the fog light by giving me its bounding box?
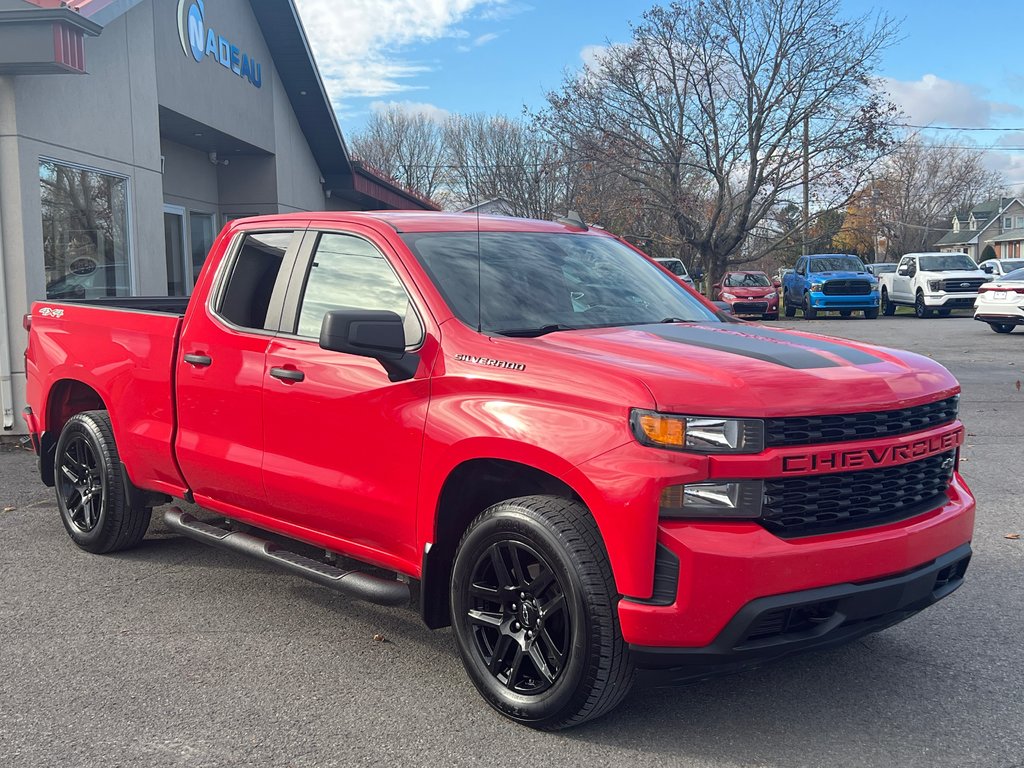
[659,480,765,518]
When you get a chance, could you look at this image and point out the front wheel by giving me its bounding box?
[989,323,1015,334]
[54,411,151,554]
[864,307,879,319]
[881,288,896,316]
[450,496,634,730]
[914,293,933,318]
[802,295,817,320]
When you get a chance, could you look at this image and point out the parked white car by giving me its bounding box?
[974,267,1024,334]
[653,257,694,286]
[979,258,1024,278]
[879,252,988,318]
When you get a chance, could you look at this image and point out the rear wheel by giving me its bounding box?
[914,292,933,318]
[784,297,796,318]
[989,323,1015,334]
[450,496,634,730]
[881,288,896,316]
[54,411,151,554]
[802,295,817,320]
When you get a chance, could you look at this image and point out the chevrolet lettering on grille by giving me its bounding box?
[781,427,963,473]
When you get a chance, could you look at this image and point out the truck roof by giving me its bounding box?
[229,211,592,235]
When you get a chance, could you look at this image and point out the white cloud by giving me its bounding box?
[369,100,452,122]
[580,44,609,70]
[294,0,513,103]
[457,31,500,52]
[882,74,1022,128]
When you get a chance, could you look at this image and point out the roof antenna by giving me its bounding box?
[556,210,588,231]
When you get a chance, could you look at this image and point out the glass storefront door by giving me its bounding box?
[164,205,187,296]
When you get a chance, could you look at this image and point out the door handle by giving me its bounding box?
[183,353,212,367]
[269,367,305,383]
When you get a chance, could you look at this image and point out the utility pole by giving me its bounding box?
[802,115,810,256]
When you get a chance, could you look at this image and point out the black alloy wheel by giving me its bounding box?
[915,292,932,318]
[464,540,569,695]
[54,411,152,554]
[58,435,103,533]
[881,288,896,316]
[450,496,634,729]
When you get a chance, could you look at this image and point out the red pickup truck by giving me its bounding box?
[23,212,975,729]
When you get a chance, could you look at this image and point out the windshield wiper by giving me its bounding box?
[494,324,578,338]
[659,317,696,323]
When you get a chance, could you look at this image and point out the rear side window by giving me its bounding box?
[294,233,422,345]
[217,231,296,330]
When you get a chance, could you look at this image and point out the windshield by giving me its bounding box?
[656,258,688,277]
[809,256,865,272]
[918,254,979,271]
[724,273,771,287]
[871,263,897,274]
[400,232,719,335]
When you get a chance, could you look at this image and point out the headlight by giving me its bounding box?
[928,280,942,292]
[659,481,765,518]
[722,292,736,300]
[631,410,765,453]
[810,282,823,291]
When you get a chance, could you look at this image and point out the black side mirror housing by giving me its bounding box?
[319,309,419,381]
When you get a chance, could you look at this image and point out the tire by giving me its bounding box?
[864,307,879,319]
[784,297,796,318]
[54,411,151,554]
[802,295,817,320]
[881,288,896,316]
[938,308,952,317]
[450,496,634,730]
[989,323,1015,334]
[839,310,852,318]
[914,292,933,319]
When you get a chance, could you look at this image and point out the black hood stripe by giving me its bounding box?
[728,325,884,366]
[643,324,880,369]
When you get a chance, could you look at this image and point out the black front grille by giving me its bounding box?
[733,301,769,314]
[760,451,955,537]
[765,397,958,447]
[823,280,872,295]
[941,278,985,292]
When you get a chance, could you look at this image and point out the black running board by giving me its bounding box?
[164,508,410,607]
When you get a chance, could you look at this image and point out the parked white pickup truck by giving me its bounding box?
[879,252,988,318]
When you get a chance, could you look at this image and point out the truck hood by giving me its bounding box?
[812,270,872,280]
[923,269,987,279]
[535,322,957,417]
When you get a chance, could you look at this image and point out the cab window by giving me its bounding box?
[217,231,297,331]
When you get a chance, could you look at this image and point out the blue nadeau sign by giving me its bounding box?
[177,0,262,88]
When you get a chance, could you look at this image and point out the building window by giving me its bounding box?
[189,212,217,287]
[1005,217,1013,229]
[1016,216,1024,229]
[40,159,130,300]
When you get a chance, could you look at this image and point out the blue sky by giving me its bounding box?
[293,0,1024,185]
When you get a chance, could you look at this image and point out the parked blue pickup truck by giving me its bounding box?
[782,254,880,319]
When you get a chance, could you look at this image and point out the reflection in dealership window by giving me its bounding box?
[296,233,421,344]
[40,160,130,300]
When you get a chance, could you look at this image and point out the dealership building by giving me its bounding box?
[0,0,434,433]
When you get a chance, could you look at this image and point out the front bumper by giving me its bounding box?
[616,470,975,649]
[808,290,879,310]
[924,293,978,308]
[630,542,971,682]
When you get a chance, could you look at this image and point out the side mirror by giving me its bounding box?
[772,278,781,288]
[983,264,995,273]
[319,309,419,381]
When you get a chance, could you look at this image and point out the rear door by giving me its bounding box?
[260,225,437,569]
[175,227,305,514]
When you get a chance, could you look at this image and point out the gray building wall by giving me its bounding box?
[0,0,358,434]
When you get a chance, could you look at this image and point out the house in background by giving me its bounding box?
[934,197,1024,261]
[460,198,516,217]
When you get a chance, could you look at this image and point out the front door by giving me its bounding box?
[893,256,915,301]
[261,227,435,568]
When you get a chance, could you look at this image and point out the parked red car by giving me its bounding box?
[714,271,779,320]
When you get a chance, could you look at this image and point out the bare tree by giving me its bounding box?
[348,106,449,203]
[535,0,900,285]
[444,113,576,218]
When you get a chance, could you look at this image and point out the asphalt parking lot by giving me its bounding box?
[1,315,1021,768]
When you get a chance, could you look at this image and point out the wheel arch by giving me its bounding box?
[420,457,583,629]
[39,379,108,486]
